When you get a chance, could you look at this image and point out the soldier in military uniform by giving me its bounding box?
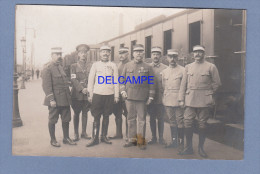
[147,46,167,145]
[87,45,119,147]
[109,47,129,140]
[121,44,155,150]
[70,44,92,141]
[41,47,76,147]
[178,45,221,158]
[161,49,185,151]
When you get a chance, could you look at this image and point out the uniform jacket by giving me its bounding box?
[161,65,184,106]
[178,60,221,107]
[149,62,167,104]
[88,61,119,98]
[70,62,92,100]
[118,59,129,76]
[42,61,72,106]
[120,60,155,101]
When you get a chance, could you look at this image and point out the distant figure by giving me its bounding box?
[36,69,40,79]
[31,69,34,80]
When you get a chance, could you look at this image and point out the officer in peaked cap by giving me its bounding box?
[109,46,130,140]
[161,49,185,151]
[70,44,92,141]
[42,47,76,147]
[87,44,119,147]
[178,45,221,158]
[147,46,167,145]
[120,44,155,150]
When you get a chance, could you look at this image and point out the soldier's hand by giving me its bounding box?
[121,91,127,100]
[50,100,57,107]
[82,88,88,95]
[179,101,185,108]
[88,97,92,103]
[114,97,119,103]
[146,98,153,105]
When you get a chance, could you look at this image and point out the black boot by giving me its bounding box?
[178,128,184,152]
[148,114,157,144]
[86,119,100,147]
[73,114,80,141]
[165,126,178,148]
[125,116,128,142]
[109,116,123,139]
[158,118,165,145]
[48,123,60,147]
[100,116,112,144]
[81,115,91,139]
[198,128,208,158]
[62,122,77,145]
[179,127,193,155]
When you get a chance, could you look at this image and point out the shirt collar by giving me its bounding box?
[153,62,160,67]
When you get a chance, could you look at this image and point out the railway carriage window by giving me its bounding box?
[145,36,152,58]
[131,40,137,60]
[111,46,115,61]
[163,30,172,56]
[120,43,125,48]
[189,21,201,52]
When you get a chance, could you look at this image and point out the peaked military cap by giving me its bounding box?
[100,45,111,51]
[51,47,62,53]
[76,44,90,52]
[193,45,205,52]
[167,49,179,55]
[151,46,162,53]
[119,47,129,53]
[133,44,144,51]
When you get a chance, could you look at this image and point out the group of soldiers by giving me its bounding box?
[41,43,221,158]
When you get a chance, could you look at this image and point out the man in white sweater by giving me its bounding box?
[86,45,119,147]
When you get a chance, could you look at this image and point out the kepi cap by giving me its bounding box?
[100,45,111,51]
[133,44,144,51]
[51,47,62,53]
[167,49,179,55]
[119,47,129,53]
[151,46,162,53]
[193,45,205,52]
[76,44,90,52]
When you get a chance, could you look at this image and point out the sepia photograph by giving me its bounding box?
[12,5,246,160]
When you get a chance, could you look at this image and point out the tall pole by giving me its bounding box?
[13,6,23,127]
[20,37,26,89]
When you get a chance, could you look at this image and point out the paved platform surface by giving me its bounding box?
[12,79,243,160]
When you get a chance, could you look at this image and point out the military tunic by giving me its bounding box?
[88,61,119,117]
[70,62,92,116]
[147,62,167,139]
[120,60,155,142]
[178,60,221,128]
[161,65,184,128]
[41,62,72,124]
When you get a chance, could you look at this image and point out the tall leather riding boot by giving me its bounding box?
[158,118,165,144]
[48,123,56,141]
[165,126,178,148]
[179,127,193,155]
[178,128,184,152]
[198,128,208,158]
[109,116,123,139]
[86,119,100,147]
[125,116,128,141]
[48,123,60,147]
[81,115,91,139]
[73,114,80,141]
[62,122,76,145]
[148,115,157,144]
[101,116,112,144]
